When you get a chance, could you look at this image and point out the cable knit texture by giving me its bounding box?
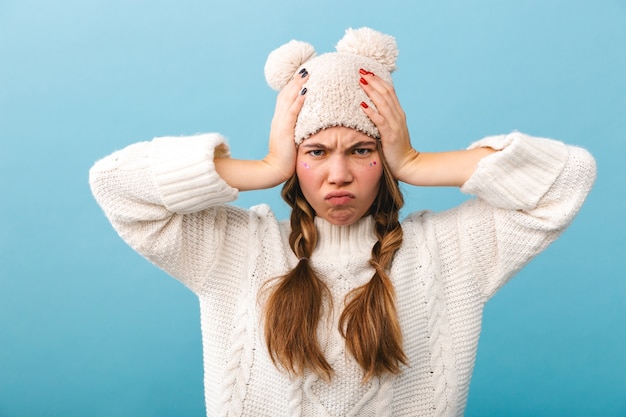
[89,131,596,416]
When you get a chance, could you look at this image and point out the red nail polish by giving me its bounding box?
[359,68,368,75]
[360,77,368,85]
[360,101,369,109]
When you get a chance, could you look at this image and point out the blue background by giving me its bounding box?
[1,0,625,416]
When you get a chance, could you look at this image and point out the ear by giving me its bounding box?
[335,27,398,73]
[264,40,316,91]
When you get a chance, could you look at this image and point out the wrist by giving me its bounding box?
[390,148,421,183]
[263,152,296,185]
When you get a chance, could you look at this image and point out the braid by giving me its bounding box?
[338,141,408,381]
[263,175,333,381]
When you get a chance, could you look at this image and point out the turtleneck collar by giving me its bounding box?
[312,216,377,261]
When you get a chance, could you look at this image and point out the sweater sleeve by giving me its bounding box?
[430,131,596,300]
[89,133,248,293]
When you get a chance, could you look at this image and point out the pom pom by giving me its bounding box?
[335,27,398,73]
[264,40,316,91]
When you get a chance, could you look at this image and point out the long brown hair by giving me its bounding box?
[263,140,407,382]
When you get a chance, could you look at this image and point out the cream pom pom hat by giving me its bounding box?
[264,27,399,145]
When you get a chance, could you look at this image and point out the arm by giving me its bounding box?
[434,132,596,298]
[358,71,496,186]
[89,133,247,292]
[388,147,497,187]
[359,71,596,297]
[214,71,309,191]
[89,73,308,289]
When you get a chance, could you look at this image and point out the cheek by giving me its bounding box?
[357,162,383,202]
[359,160,383,182]
[296,160,312,180]
[296,161,316,195]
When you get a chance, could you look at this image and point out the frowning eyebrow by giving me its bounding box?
[300,142,328,149]
[301,140,377,149]
[349,140,378,149]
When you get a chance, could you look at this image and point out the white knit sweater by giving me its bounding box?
[90,131,595,417]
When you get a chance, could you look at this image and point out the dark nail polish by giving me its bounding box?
[298,68,306,74]
[301,70,308,78]
[300,87,307,95]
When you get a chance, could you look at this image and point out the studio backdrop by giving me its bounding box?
[1,1,624,416]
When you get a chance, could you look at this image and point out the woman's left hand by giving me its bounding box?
[358,70,419,182]
[360,70,496,187]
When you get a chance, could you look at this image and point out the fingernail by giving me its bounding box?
[301,70,309,78]
[360,77,368,85]
[298,68,306,74]
[360,101,368,109]
[300,87,307,95]
[359,68,375,76]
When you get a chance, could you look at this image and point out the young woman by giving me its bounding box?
[90,28,596,416]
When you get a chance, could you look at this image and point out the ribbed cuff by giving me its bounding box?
[150,133,239,213]
[461,131,568,210]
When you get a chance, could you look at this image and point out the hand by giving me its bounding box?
[214,71,308,191]
[358,70,419,182]
[265,69,309,183]
[359,70,496,187]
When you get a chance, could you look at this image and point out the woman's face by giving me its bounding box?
[296,126,383,226]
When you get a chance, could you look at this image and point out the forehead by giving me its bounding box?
[301,126,376,148]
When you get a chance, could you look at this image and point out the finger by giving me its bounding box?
[360,100,387,129]
[360,73,403,121]
[282,68,310,101]
[274,70,309,118]
[270,70,309,146]
[360,88,399,137]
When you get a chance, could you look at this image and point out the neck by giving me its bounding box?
[312,216,376,261]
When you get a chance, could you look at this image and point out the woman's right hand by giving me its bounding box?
[215,70,308,191]
[265,69,309,182]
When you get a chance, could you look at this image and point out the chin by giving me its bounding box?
[324,211,360,227]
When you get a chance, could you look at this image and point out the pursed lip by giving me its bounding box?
[324,191,356,206]
[324,191,356,200]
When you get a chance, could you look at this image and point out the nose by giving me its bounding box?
[327,155,353,185]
